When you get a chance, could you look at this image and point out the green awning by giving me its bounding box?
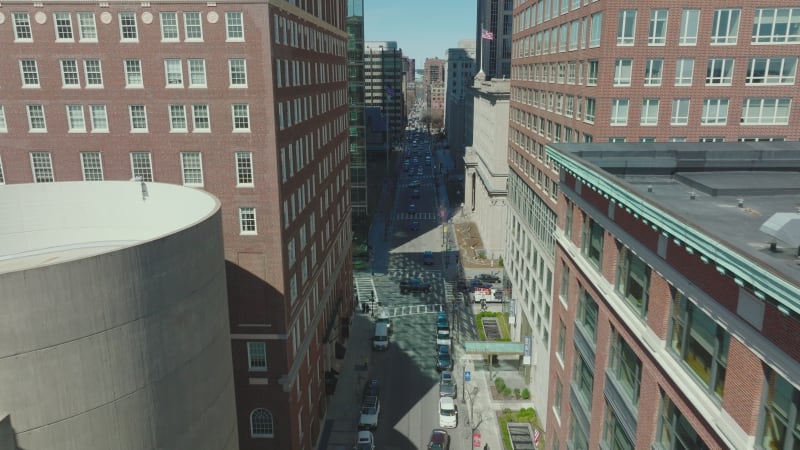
[463,341,525,355]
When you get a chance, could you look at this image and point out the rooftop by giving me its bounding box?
[0,181,220,274]
[548,142,800,314]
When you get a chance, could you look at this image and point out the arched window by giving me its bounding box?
[250,408,274,438]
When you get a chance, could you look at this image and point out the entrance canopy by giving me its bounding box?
[463,341,525,355]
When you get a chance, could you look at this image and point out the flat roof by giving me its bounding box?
[548,142,800,314]
[0,181,220,274]
[463,341,525,355]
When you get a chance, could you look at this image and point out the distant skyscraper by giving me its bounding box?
[348,0,368,217]
[476,0,513,78]
[365,42,404,149]
[445,42,476,148]
[424,57,447,128]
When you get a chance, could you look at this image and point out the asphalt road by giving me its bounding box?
[367,132,468,449]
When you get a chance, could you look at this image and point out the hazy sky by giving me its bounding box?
[364,0,476,66]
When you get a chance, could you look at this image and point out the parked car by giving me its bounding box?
[399,278,432,294]
[477,273,502,284]
[411,188,421,198]
[410,221,420,231]
[363,379,380,398]
[423,250,434,265]
[438,397,458,428]
[439,371,457,398]
[409,180,421,188]
[408,204,417,214]
[358,395,380,430]
[356,430,375,450]
[436,346,453,372]
[427,429,451,450]
[436,314,449,332]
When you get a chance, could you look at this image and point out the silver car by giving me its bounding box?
[439,370,457,398]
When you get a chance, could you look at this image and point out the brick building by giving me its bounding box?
[505,0,800,431]
[0,1,352,449]
[545,142,800,450]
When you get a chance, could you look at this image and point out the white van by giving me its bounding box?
[373,322,390,351]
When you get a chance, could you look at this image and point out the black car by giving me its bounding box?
[477,273,502,284]
[400,278,432,294]
[363,379,380,398]
[436,349,453,372]
[427,429,451,450]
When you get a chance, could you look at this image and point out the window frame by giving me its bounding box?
[250,408,274,438]
[752,8,800,44]
[130,151,153,182]
[60,59,80,88]
[118,11,139,41]
[129,104,148,132]
[27,104,47,132]
[80,152,104,181]
[229,58,248,87]
[77,12,97,41]
[232,104,251,131]
[180,151,204,186]
[640,98,659,126]
[741,98,792,125]
[192,104,210,132]
[0,105,7,133]
[675,59,694,86]
[644,59,663,86]
[610,98,629,126]
[239,207,257,234]
[679,9,700,46]
[160,12,179,41]
[648,9,668,46]
[710,8,741,45]
[53,12,74,41]
[247,341,267,371]
[706,58,735,85]
[30,151,54,183]
[613,59,632,87]
[164,59,183,87]
[226,11,245,41]
[701,98,729,125]
[84,59,103,88]
[13,12,33,41]
[183,12,203,41]
[66,104,86,132]
[236,151,254,186]
[169,104,188,132]
[124,59,143,88]
[90,104,109,132]
[746,57,797,85]
[20,59,40,87]
[188,59,207,88]
[671,98,690,126]
[617,10,637,46]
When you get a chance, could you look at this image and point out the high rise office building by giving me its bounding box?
[476,0,513,78]
[365,41,405,147]
[0,1,353,449]
[506,0,800,437]
[348,0,368,218]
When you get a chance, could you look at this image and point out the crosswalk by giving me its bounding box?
[396,212,436,221]
[443,281,462,305]
[387,268,442,281]
[354,275,376,304]
[380,303,445,318]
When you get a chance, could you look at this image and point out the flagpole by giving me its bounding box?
[480,23,484,73]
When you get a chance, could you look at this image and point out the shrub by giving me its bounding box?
[522,388,530,399]
[495,377,506,392]
[498,256,504,267]
[514,388,521,399]
[503,387,512,397]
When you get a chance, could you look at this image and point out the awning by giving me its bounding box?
[463,341,525,355]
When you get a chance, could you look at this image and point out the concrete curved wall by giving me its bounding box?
[0,182,238,450]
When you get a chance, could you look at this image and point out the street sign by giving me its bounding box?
[464,371,471,382]
[473,433,481,448]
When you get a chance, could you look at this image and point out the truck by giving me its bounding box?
[400,278,432,294]
[359,395,380,430]
[473,287,499,303]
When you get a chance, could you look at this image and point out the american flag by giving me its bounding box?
[481,28,494,41]
[533,429,540,446]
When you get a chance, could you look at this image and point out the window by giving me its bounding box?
[77,12,97,40]
[658,396,710,450]
[670,290,729,397]
[603,403,634,450]
[582,217,603,267]
[184,12,203,40]
[585,98,596,123]
[590,12,602,47]
[169,105,187,131]
[60,60,80,87]
[577,289,599,341]
[240,207,257,234]
[0,156,5,183]
[675,59,694,86]
[570,415,589,450]
[90,105,108,132]
[760,370,800,450]
[554,379,563,419]
[679,9,699,45]
[129,105,148,131]
[0,106,7,132]
[753,8,800,44]
[165,59,183,87]
[160,12,179,41]
[84,59,103,87]
[229,59,247,87]
[236,152,254,186]
[232,104,250,131]
[80,152,103,181]
[20,59,40,87]
[226,12,244,40]
[247,342,267,371]
[641,59,663,86]
[609,331,642,406]
[66,105,86,132]
[124,59,143,87]
[13,12,32,40]
[192,104,210,131]
[640,99,659,126]
[27,104,47,131]
[741,98,791,125]
[617,10,636,46]
[119,12,138,41]
[30,152,54,182]
[706,58,734,85]
[130,152,153,181]
[701,98,729,125]
[671,99,690,126]
[700,137,724,143]
[250,409,274,438]
[746,57,797,85]
[54,12,73,40]
[573,351,595,408]
[611,99,629,126]
[587,60,598,85]
[613,59,632,86]
[181,152,203,186]
[649,10,668,45]
[711,9,740,45]
[556,321,566,361]
[188,59,207,87]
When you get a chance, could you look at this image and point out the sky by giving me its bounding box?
[364,0,477,66]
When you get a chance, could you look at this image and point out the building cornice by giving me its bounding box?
[547,146,800,318]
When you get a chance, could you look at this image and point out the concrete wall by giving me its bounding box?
[0,200,238,450]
